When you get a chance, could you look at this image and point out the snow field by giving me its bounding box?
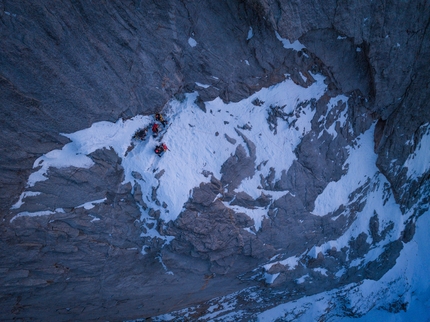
[257,208,430,322]
[12,75,329,234]
[261,124,405,283]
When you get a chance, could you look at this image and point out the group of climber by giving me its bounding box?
[132,113,169,157]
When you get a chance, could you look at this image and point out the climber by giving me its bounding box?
[154,143,168,157]
[152,123,160,137]
[155,113,168,127]
[133,127,148,141]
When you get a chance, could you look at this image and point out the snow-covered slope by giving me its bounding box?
[10,69,430,321]
[11,73,328,241]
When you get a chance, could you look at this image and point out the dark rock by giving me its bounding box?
[221,144,255,192]
[224,134,237,145]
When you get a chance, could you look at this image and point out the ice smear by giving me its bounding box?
[124,74,327,223]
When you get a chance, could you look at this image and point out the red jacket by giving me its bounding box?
[152,123,159,132]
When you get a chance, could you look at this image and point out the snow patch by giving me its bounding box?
[247,26,254,40]
[10,209,64,223]
[313,123,377,216]
[188,37,197,47]
[275,31,306,51]
[195,82,210,88]
[404,123,430,180]
[265,273,280,284]
[11,191,41,209]
[77,198,106,210]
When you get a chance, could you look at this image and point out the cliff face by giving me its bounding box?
[1,0,429,321]
[249,0,430,207]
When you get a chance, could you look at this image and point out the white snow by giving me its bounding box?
[195,82,210,88]
[264,255,300,271]
[28,143,95,187]
[257,209,430,322]
[308,155,404,266]
[296,274,309,284]
[11,191,41,209]
[88,214,101,222]
[313,267,328,276]
[12,74,331,246]
[275,31,306,51]
[404,123,430,180]
[10,210,55,223]
[313,123,378,216]
[77,198,106,210]
[264,273,280,284]
[299,71,307,82]
[317,95,349,139]
[253,122,429,321]
[188,37,197,47]
[225,203,267,231]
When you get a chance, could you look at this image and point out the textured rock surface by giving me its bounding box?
[0,0,304,212]
[247,0,430,206]
[1,0,429,321]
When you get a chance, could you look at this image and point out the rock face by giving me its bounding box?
[1,0,429,321]
[247,0,430,207]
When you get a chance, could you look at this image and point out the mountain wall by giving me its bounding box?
[1,0,429,321]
